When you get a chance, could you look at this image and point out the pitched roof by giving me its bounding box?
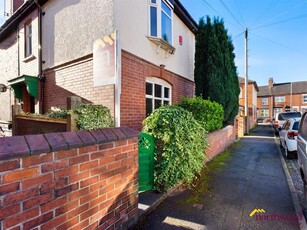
[238,76,259,91]
[258,81,307,97]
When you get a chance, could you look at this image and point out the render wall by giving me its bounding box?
[114,0,195,81]
[0,127,139,229]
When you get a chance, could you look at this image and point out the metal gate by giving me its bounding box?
[138,132,154,191]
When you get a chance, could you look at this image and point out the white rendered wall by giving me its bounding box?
[113,0,195,81]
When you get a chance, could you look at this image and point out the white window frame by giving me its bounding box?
[25,22,32,57]
[262,98,268,106]
[146,77,172,116]
[274,108,283,117]
[239,87,242,98]
[260,109,269,118]
[149,0,173,45]
[274,96,285,103]
[302,94,307,103]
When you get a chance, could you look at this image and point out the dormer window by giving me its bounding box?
[149,0,173,45]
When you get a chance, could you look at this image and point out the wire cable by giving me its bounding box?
[250,0,280,28]
[219,0,244,29]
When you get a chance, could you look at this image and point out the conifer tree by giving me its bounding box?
[194,16,239,125]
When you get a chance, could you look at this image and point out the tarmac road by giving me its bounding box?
[135,124,303,230]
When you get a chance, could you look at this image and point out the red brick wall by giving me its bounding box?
[0,127,139,230]
[205,125,236,160]
[43,51,195,131]
[121,50,195,130]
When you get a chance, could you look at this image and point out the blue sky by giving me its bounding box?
[1,0,307,86]
[180,0,307,86]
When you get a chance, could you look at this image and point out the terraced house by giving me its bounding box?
[0,0,197,132]
[257,78,307,119]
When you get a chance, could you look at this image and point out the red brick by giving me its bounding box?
[55,199,78,216]
[55,149,78,159]
[89,180,107,192]
[80,160,99,171]
[100,184,114,196]
[80,206,98,221]
[107,174,122,185]
[3,167,39,183]
[54,165,78,179]
[106,147,121,156]
[70,219,89,230]
[115,153,127,161]
[81,175,99,188]
[0,159,20,173]
[4,187,38,206]
[23,193,53,210]
[90,166,107,176]
[0,203,20,220]
[40,178,67,194]
[4,208,39,229]
[91,150,107,160]
[0,182,20,195]
[55,183,79,198]
[23,173,53,189]
[100,156,115,165]
[41,160,67,173]
[79,145,97,154]
[69,154,89,166]
[56,216,79,230]
[89,194,107,208]
[41,196,67,213]
[121,144,134,152]
[115,139,127,147]
[107,161,121,170]
[22,153,53,167]
[80,190,99,205]
[67,203,89,219]
[41,214,67,230]
[23,211,53,230]
[99,142,114,150]
[69,187,89,201]
[69,171,90,183]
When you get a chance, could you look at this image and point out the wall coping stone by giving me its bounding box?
[0,127,139,161]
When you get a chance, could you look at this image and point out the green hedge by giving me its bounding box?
[142,105,207,192]
[178,97,224,132]
[74,104,114,130]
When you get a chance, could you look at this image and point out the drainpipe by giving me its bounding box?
[34,0,45,114]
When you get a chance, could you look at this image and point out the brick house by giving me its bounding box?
[238,76,259,130]
[0,0,197,131]
[257,78,307,119]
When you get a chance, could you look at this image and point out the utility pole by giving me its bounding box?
[244,28,249,135]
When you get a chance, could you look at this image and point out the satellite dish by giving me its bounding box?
[0,84,7,93]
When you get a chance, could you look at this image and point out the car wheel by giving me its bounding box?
[285,147,290,159]
[279,138,282,147]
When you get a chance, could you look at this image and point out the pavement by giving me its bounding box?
[134,124,307,230]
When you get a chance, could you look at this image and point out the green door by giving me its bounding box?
[138,132,154,191]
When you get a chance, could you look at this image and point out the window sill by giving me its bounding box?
[147,36,176,56]
[23,55,36,63]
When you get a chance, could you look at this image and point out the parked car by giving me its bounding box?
[298,112,307,194]
[274,111,301,135]
[257,117,264,123]
[279,118,300,159]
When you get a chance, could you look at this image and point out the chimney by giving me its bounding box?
[268,77,274,87]
[12,0,24,13]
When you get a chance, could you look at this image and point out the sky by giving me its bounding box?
[180,0,307,86]
[0,1,307,86]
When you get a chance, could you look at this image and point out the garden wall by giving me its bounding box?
[206,125,236,160]
[0,127,139,230]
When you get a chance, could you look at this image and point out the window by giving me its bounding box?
[262,98,268,105]
[303,94,307,103]
[146,78,171,117]
[274,108,283,117]
[149,0,173,44]
[239,87,242,98]
[260,109,269,118]
[274,96,285,103]
[25,22,32,57]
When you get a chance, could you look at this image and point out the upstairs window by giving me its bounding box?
[262,98,268,105]
[149,0,173,44]
[274,96,285,103]
[25,22,32,57]
[303,94,307,103]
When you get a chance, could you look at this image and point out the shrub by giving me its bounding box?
[142,105,207,192]
[178,97,224,132]
[74,104,114,130]
[45,109,70,119]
